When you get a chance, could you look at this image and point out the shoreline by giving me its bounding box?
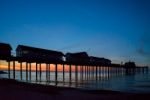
[0,78,150,100]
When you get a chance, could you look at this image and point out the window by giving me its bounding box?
[23,50,29,54]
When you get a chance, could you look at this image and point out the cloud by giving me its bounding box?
[134,32,150,66]
[137,45,150,56]
[137,32,150,56]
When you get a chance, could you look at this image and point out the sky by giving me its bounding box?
[0,0,150,66]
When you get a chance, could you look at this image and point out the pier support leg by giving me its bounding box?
[36,63,38,81]
[20,62,22,80]
[63,64,65,83]
[88,66,90,80]
[87,66,89,80]
[8,61,10,79]
[29,63,31,81]
[26,62,28,81]
[75,65,78,86]
[99,66,101,80]
[69,65,72,85]
[86,66,88,80]
[108,67,110,78]
[39,63,42,82]
[49,64,50,81]
[13,61,15,79]
[96,66,98,81]
[101,66,105,80]
[92,66,94,79]
[81,66,83,83]
[55,64,58,85]
[46,64,48,81]
[84,66,87,80]
[46,64,50,82]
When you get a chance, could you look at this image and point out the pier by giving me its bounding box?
[0,43,149,86]
[0,56,148,86]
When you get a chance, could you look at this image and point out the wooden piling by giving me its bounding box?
[85,66,87,80]
[46,64,48,81]
[108,67,110,78]
[26,62,28,81]
[87,66,89,80]
[48,64,50,81]
[92,66,94,79]
[99,66,101,80]
[88,66,90,80]
[55,64,58,85]
[96,66,98,81]
[8,61,10,79]
[63,64,65,83]
[29,63,31,81]
[81,66,83,82]
[13,61,15,79]
[75,65,78,85]
[20,62,22,80]
[39,63,42,81]
[36,63,38,81]
[88,66,89,80]
[69,64,72,84]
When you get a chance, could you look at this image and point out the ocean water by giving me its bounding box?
[0,68,150,93]
[86,71,150,93]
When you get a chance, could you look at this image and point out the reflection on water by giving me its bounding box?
[0,68,150,93]
[86,72,150,93]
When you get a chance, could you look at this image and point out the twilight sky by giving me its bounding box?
[0,0,150,66]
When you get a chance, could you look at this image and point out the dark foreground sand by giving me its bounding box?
[0,79,150,100]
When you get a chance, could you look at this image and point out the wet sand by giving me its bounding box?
[0,79,150,100]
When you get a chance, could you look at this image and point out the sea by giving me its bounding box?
[0,69,150,93]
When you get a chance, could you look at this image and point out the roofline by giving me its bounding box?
[0,42,12,50]
[16,45,64,55]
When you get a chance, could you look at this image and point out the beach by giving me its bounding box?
[0,79,150,100]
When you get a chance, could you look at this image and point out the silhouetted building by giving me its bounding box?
[0,43,12,57]
[16,45,64,62]
[124,61,136,68]
[66,52,89,64]
[90,56,111,65]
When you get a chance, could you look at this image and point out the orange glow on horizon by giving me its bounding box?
[0,62,81,72]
